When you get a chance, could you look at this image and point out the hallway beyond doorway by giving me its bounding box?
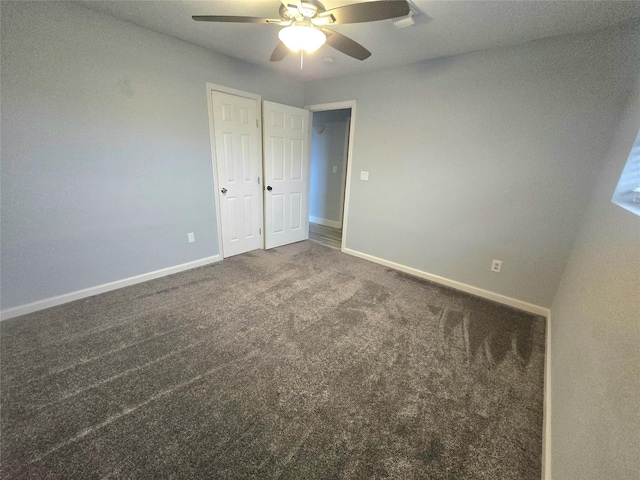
[309,222,342,250]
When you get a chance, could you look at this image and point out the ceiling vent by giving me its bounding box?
[391,0,419,28]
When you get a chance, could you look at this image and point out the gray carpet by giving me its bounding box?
[1,241,545,479]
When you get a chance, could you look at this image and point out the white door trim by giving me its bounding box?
[338,116,350,227]
[305,101,356,253]
[206,83,264,258]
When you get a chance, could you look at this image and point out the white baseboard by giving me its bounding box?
[309,216,342,229]
[0,255,222,321]
[543,312,552,480]
[342,247,550,318]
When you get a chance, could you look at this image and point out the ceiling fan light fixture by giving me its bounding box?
[278,22,326,53]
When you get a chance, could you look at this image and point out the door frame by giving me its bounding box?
[305,100,356,253]
[206,83,264,258]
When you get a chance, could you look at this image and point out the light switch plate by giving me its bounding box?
[360,171,369,181]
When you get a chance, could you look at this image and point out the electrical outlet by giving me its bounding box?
[188,232,195,243]
[332,165,338,174]
[360,171,369,181]
[491,260,502,273]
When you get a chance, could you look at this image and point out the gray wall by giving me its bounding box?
[0,1,304,310]
[549,88,640,479]
[304,26,640,308]
[310,109,350,225]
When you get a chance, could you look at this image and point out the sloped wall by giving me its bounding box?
[549,86,640,479]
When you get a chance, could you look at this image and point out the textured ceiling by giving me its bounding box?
[77,0,640,80]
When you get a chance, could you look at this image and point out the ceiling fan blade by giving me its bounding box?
[270,41,290,62]
[192,15,279,24]
[321,28,371,61]
[324,1,410,24]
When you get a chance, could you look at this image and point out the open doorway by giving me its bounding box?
[306,103,354,251]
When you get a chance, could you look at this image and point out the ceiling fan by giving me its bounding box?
[193,0,410,62]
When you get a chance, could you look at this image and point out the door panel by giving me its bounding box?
[290,193,302,229]
[263,101,310,249]
[272,194,284,233]
[212,91,262,257]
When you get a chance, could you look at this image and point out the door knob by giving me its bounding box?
[221,187,227,194]
[266,186,273,191]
